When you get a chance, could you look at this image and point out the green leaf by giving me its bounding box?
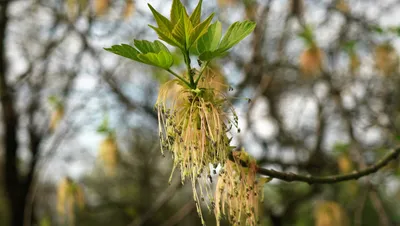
[149,25,184,49]
[188,13,214,48]
[104,44,141,61]
[343,40,356,54]
[97,116,110,134]
[171,10,193,48]
[396,135,400,141]
[190,0,203,26]
[218,20,256,52]
[171,0,187,25]
[198,50,227,61]
[298,25,315,46]
[48,95,59,106]
[133,40,168,54]
[105,41,173,69]
[333,143,350,155]
[195,21,222,55]
[138,51,174,69]
[371,25,384,34]
[148,4,173,32]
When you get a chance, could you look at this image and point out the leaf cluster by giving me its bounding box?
[104,0,256,89]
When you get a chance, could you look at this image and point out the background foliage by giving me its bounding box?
[0,0,400,226]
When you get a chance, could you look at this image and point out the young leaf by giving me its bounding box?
[196,20,255,61]
[149,25,184,49]
[371,25,384,34]
[195,21,222,55]
[343,40,356,54]
[133,40,168,54]
[188,13,214,49]
[105,41,174,69]
[198,50,226,61]
[104,44,141,62]
[97,116,110,134]
[298,25,315,47]
[171,0,187,25]
[190,0,203,26]
[138,51,174,69]
[218,20,256,53]
[148,4,173,32]
[171,10,193,48]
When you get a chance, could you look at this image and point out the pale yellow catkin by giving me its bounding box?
[99,136,119,175]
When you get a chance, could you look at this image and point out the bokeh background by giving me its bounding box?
[0,0,400,225]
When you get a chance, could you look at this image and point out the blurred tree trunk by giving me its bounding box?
[0,1,36,226]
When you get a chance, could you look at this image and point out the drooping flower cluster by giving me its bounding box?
[215,150,271,226]
[314,201,349,226]
[157,69,238,182]
[57,177,85,225]
[98,134,119,176]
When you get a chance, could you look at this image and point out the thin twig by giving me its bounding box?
[256,146,400,184]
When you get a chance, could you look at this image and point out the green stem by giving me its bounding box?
[183,50,195,87]
[194,61,210,86]
[166,69,192,88]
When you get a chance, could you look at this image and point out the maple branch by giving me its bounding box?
[256,146,400,184]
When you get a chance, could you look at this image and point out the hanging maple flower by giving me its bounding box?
[48,96,64,132]
[156,66,237,224]
[98,134,119,176]
[299,44,323,77]
[214,150,271,226]
[49,105,64,132]
[201,65,229,93]
[343,41,360,75]
[336,0,349,13]
[337,153,353,174]
[374,43,399,76]
[105,1,258,225]
[123,0,135,20]
[314,201,349,226]
[349,53,360,74]
[298,26,324,78]
[217,0,237,7]
[57,177,85,225]
[156,76,238,178]
[65,0,89,21]
[94,0,109,16]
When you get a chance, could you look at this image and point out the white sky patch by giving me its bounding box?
[74,74,98,90]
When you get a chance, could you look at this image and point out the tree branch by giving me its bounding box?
[256,146,400,184]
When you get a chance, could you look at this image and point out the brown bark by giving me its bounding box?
[0,1,37,225]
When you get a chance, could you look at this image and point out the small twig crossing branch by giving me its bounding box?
[256,146,400,184]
